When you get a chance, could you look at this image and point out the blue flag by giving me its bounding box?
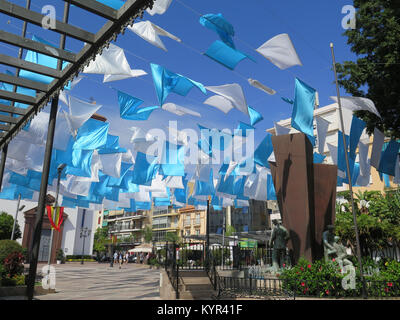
[378,140,400,176]
[200,13,235,48]
[248,106,263,126]
[150,63,206,105]
[254,133,274,168]
[349,116,366,159]
[205,40,253,70]
[131,152,160,186]
[291,78,316,139]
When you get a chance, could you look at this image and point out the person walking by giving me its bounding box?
[125,252,129,265]
[119,252,123,269]
[113,251,118,265]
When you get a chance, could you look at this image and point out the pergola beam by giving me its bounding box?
[0,88,37,105]
[0,54,62,79]
[0,103,30,115]
[0,114,20,124]
[0,30,77,63]
[64,0,119,21]
[0,72,49,92]
[0,0,96,43]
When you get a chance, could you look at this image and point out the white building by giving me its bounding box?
[0,193,98,261]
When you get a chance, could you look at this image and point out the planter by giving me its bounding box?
[57,260,61,265]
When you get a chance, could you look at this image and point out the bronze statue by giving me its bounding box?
[269,220,289,271]
[322,225,336,262]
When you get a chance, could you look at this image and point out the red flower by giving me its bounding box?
[332,258,336,262]
[300,267,304,271]
[301,282,305,287]
[307,264,312,269]
[283,263,286,267]
[387,282,393,287]
[325,290,330,295]
[385,288,389,293]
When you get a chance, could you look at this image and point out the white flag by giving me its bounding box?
[315,116,330,154]
[330,96,381,119]
[256,33,302,70]
[370,128,385,169]
[128,21,181,52]
[205,83,249,115]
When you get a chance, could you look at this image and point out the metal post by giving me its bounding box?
[0,145,8,193]
[11,194,22,240]
[81,228,86,265]
[222,209,225,269]
[330,43,367,299]
[206,198,210,270]
[46,164,64,287]
[26,1,70,301]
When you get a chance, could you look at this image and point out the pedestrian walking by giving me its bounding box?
[113,251,118,265]
[119,252,123,269]
[125,252,129,265]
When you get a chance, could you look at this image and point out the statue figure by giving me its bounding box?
[331,236,353,270]
[322,225,336,262]
[269,220,290,271]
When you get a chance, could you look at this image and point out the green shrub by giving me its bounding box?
[3,252,24,278]
[279,257,400,297]
[0,240,23,265]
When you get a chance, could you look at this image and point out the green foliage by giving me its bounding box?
[165,232,180,243]
[56,249,65,263]
[336,0,400,138]
[0,212,21,240]
[0,240,23,265]
[3,252,24,279]
[144,226,153,243]
[280,258,400,297]
[225,225,236,237]
[335,189,400,257]
[93,227,110,254]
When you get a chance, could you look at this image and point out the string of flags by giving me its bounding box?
[0,0,399,212]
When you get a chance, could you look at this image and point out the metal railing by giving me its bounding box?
[164,241,179,299]
[216,276,295,299]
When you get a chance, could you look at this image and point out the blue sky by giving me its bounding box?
[0,0,358,149]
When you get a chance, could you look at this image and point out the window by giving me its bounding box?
[185,214,191,226]
[195,213,200,225]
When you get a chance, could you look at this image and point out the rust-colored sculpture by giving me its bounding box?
[270,133,337,264]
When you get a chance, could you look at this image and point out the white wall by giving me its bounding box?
[0,198,96,256]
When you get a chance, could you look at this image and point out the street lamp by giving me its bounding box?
[11,194,25,240]
[46,163,66,288]
[80,227,91,265]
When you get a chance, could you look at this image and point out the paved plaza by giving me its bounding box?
[3,262,161,300]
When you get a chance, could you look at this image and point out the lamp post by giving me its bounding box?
[46,163,66,288]
[330,43,366,299]
[11,194,25,240]
[80,227,91,265]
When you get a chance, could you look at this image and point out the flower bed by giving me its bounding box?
[279,257,400,298]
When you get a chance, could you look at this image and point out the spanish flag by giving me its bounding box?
[46,206,64,231]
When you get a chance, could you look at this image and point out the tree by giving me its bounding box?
[336,0,400,138]
[165,232,180,243]
[225,225,236,237]
[144,226,153,243]
[0,212,21,241]
[92,227,109,255]
[335,188,400,258]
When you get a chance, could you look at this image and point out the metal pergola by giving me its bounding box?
[0,0,154,299]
